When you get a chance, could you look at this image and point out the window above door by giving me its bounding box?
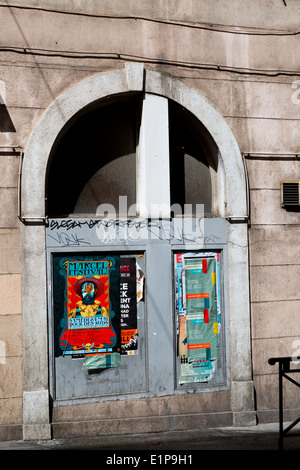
[46,92,218,220]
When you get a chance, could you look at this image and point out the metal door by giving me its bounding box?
[49,250,147,401]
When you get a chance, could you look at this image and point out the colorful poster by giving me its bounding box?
[175,252,221,384]
[53,255,121,368]
[175,254,185,316]
[184,256,219,361]
[120,258,138,355]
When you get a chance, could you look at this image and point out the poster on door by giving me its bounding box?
[120,258,138,355]
[175,252,221,384]
[53,255,121,367]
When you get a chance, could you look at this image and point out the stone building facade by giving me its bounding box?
[0,0,300,441]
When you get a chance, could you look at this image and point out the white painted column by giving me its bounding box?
[22,224,51,440]
[137,93,170,219]
[227,221,256,426]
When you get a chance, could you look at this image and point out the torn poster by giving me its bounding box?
[136,262,144,303]
[175,252,221,384]
[54,255,121,367]
[184,256,219,360]
[120,258,138,355]
[175,254,185,316]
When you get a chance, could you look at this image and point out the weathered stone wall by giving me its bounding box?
[0,0,299,438]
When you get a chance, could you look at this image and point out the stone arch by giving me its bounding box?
[21,63,247,220]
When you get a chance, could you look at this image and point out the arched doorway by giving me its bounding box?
[21,63,255,440]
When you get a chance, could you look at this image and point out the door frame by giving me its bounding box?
[20,63,255,440]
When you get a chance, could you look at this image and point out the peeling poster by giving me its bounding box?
[120,258,138,355]
[175,252,221,384]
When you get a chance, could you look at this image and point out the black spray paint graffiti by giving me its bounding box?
[47,218,219,246]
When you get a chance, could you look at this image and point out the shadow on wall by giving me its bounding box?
[0,104,16,132]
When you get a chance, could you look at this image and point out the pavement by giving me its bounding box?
[0,422,299,454]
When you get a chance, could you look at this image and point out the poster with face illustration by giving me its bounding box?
[53,255,121,366]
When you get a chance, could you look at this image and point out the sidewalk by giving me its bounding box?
[0,422,299,451]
